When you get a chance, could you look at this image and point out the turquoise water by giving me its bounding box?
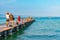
[1,17,60,40]
[0,17,6,24]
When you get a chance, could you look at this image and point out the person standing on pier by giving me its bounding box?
[16,16,21,25]
[6,12,10,27]
[9,13,14,27]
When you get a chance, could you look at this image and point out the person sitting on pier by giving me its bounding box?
[9,13,14,27]
[28,17,33,21]
[25,17,33,22]
[6,12,10,27]
[25,17,30,22]
[16,16,21,25]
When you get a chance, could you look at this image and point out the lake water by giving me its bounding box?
[0,17,60,40]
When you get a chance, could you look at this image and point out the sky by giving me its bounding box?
[0,0,60,17]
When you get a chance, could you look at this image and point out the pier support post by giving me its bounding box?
[9,28,13,35]
[23,24,25,28]
[16,26,19,31]
[0,33,1,37]
[4,31,7,36]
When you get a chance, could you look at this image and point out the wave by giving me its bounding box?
[34,17,60,19]
[24,34,60,38]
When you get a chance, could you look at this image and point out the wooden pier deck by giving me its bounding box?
[0,20,35,37]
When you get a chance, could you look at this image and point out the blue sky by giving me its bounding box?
[0,0,60,17]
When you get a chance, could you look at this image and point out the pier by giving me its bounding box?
[0,19,35,37]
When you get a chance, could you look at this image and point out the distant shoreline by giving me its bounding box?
[1,16,60,19]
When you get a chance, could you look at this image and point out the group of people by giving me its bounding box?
[6,12,15,27]
[21,17,33,24]
[6,12,33,27]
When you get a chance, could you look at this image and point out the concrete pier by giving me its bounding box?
[0,20,35,37]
